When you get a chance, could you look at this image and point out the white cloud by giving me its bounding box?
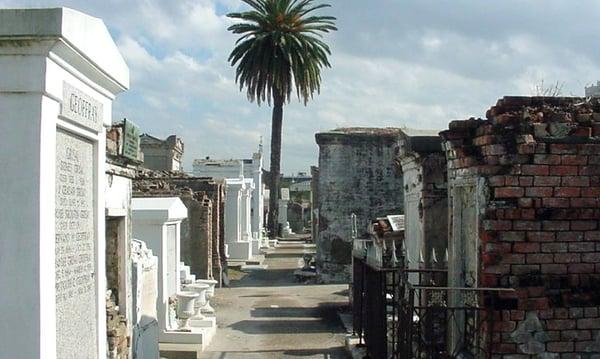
[3,0,600,174]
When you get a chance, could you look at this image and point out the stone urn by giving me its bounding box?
[182,283,209,319]
[195,279,218,314]
[176,291,199,330]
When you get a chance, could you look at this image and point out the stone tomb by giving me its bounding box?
[224,178,253,260]
[132,197,215,353]
[397,129,448,282]
[0,8,128,359]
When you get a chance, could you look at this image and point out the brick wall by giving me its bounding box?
[441,96,600,357]
[133,172,225,283]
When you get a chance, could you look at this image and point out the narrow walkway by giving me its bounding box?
[199,240,350,359]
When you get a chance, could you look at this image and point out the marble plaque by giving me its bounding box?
[61,82,103,132]
[281,188,290,201]
[387,214,405,232]
[55,129,97,358]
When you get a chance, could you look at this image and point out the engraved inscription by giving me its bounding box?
[61,82,103,132]
[55,130,97,358]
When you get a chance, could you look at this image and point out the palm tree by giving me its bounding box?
[227,0,336,238]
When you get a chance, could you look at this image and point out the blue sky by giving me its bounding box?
[2,0,600,174]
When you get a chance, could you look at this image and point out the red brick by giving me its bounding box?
[519,297,550,310]
[518,198,534,208]
[485,242,512,253]
[510,310,525,321]
[550,144,577,154]
[554,253,581,263]
[488,176,505,187]
[562,155,588,165]
[484,220,512,231]
[534,154,561,165]
[542,198,570,208]
[590,156,600,165]
[583,250,600,261]
[517,143,536,154]
[498,231,525,242]
[482,144,506,156]
[473,135,495,146]
[483,264,510,275]
[569,308,584,319]
[526,253,554,264]
[568,263,595,274]
[569,242,595,252]
[571,198,599,208]
[576,341,599,352]
[579,144,600,154]
[514,242,540,253]
[519,176,533,186]
[578,318,600,329]
[562,329,591,341]
[526,187,553,197]
[522,165,549,175]
[543,220,570,231]
[546,341,574,352]
[507,176,521,186]
[552,165,579,176]
[512,264,539,274]
[556,232,584,242]
[573,127,592,137]
[580,165,600,175]
[495,187,524,198]
[513,220,541,231]
[581,188,600,197]
[562,176,590,187]
[521,209,536,220]
[491,343,516,353]
[546,319,577,330]
[501,253,525,264]
[554,187,581,197]
[541,264,567,274]
[584,231,600,241]
[554,308,569,319]
[571,221,597,231]
[542,243,568,252]
[584,307,598,317]
[527,232,555,242]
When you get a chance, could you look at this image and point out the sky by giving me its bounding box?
[2,0,600,174]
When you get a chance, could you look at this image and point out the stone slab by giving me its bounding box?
[55,129,97,358]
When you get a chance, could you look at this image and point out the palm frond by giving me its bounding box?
[227,0,336,106]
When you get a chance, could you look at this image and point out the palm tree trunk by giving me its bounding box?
[267,92,284,238]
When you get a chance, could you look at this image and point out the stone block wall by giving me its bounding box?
[441,96,600,357]
[315,128,404,283]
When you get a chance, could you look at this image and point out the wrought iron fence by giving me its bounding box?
[352,241,509,359]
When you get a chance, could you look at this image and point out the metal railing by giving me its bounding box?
[352,237,511,359]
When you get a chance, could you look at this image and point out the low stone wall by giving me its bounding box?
[441,96,600,357]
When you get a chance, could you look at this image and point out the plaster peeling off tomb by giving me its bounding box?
[315,128,404,283]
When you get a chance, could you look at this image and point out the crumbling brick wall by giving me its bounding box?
[315,128,404,283]
[441,96,600,357]
[133,171,225,283]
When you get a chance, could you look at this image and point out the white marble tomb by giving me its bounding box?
[0,8,129,359]
[132,197,215,352]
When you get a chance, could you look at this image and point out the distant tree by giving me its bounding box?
[532,79,565,96]
[227,0,336,237]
